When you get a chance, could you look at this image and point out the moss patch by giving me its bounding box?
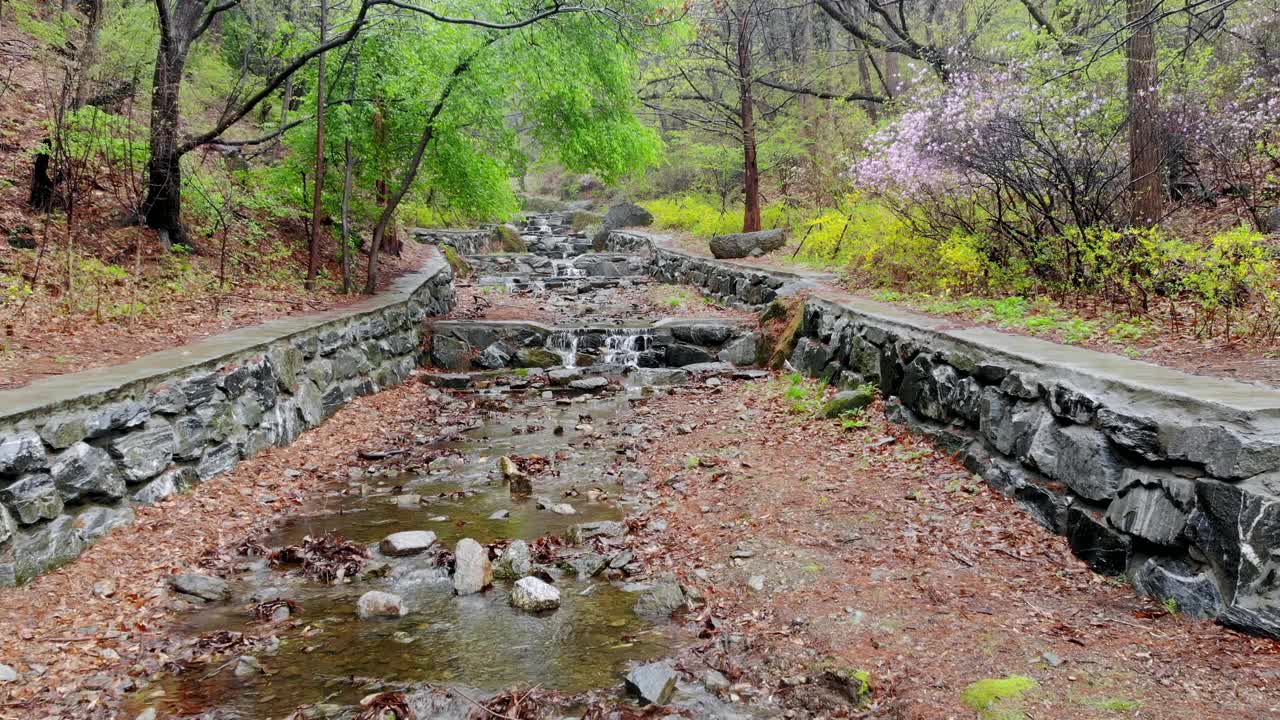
[442,245,472,279]
[762,297,806,369]
[962,676,1039,720]
[492,225,528,253]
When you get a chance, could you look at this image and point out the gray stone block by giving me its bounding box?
[1131,557,1224,618]
[109,418,175,483]
[0,473,62,524]
[0,431,47,476]
[1028,420,1126,501]
[51,443,126,502]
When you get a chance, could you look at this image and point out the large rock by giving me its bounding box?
[1131,557,1224,618]
[672,323,734,346]
[493,540,532,579]
[1188,474,1280,610]
[0,432,46,476]
[514,347,561,369]
[603,203,654,230]
[431,336,472,371]
[170,572,231,601]
[1064,506,1131,575]
[625,662,678,705]
[131,466,197,505]
[822,388,875,418]
[452,538,493,595]
[709,229,785,259]
[979,391,1046,460]
[50,443,126,502]
[474,343,512,370]
[357,590,407,618]
[73,504,135,543]
[666,343,714,367]
[1104,472,1191,546]
[633,576,686,618]
[0,473,63,525]
[1027,420,1126,501]
[510,576,561,611]
[109,419,176,483]
[565,520,625,545]
[717,334,760,366]
[380,531,438,557]
[6,515,83,584]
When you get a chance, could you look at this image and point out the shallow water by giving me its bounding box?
[138,385,676,719]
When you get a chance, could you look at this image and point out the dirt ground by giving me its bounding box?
[626,378,1280,719]
[0,377,477,720]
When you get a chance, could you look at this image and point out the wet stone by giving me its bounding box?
[379,530,438,557]
[0,431,46,476]
[109,419,175,483]
[625,662,678,705]
[510,576,561,611]
[452,538,493,595]
[357,590,407,618]
[493,540,532,579]
[569,376,610,391]
[633,577,686,618]
[0,473,63,525]
[565,520,625,544]
[50,442,126,502]
[170,572,231,602]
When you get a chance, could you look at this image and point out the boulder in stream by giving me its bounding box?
[499,456,532,495]
[625,662,678,705]
[452,538,493,595]
[170,572,230,602]
[569,376,610,392]
[510,576,561,611]
[493,540,532,579]
[357,590,407,618]
[379,530,438,557]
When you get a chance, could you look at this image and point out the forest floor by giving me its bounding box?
[0,22,429,392]
[629,378,1280,719]
[662,233,1280,389]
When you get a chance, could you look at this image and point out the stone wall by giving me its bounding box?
[465,253,647,279]
[411,228,493,256]
[604,231,830,308]
[427,318,758,371]
[0,256,455,585]
[604,229,1280,636]
[789,295,1280,637]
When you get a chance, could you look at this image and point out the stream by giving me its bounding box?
[128,214,759,720]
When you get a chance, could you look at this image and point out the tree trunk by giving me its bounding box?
[1127,0,1163,226]
[306,0,328,290]
[738,13,762,233]
[142,30,192,247]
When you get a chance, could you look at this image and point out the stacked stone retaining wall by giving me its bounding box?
[0,256,455,585]
[611,228,1280,636]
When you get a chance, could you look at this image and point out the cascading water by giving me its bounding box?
[601,328,652,367]
[546,330,580,368]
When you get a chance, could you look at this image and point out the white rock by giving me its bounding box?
[452,538,493,595]
[357,590,407,618]
[0,664,16,682]
[549,503,577,515]
[747,575,766,592]
[510,576,561,611]
[379,530,437,557]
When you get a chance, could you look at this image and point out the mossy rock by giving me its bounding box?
[570,210,604,232]
[589,224,608,252]
[492,224,528,253]
[442,245,472,279]
[764,298,806,369]
[514,347,562,369]
[822,387,875,418]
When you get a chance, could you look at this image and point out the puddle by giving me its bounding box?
[134,386,679,719]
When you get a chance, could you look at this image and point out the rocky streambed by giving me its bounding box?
[128,363,764,720]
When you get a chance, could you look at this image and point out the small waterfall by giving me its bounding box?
[546,330,579,368]
[601,328,653,367]
[552,259,586,278]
